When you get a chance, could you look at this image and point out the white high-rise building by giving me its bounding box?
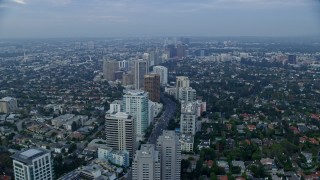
[109,100,122,114]
[153,66,168,86]
[134,59,149,89]
[175,76,190,99]
[122,90,149,141]
[180,102,197,135]
[157,131,181,180]
[178,87,196,102]
[0,97,17,113]
[105,112,136,158]
[12,148,53,180]
[119,60,129,71]
[132,144,161,180]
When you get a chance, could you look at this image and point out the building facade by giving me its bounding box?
[105,112,135,158]
[178,87,196,102]
[12,148,53,180]
[98,146,129,167]
[144,73,160,103]
[180,134,194,152]
[122,90,149,141]
[132,144,161,180]
[134,59,149,89]
[156,131,181,180]
[180,102,197,135]
[153,66,168,86]
[0,97,17,114]
[175,76,190,99]
[103,59,119,81]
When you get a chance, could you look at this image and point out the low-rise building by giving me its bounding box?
[180,134,194,152]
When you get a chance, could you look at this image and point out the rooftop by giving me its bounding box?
[0,97,16,102]
[12,148,50,165]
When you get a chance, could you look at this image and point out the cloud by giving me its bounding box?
[11,0,26,4]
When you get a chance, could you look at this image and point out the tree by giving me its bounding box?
[68,143,77,153]
[71,121,77,131]
[250,165,266,178]
[181,159,190,172]
[210,172,218,180]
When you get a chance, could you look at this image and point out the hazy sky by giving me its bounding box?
[0,0,319,38]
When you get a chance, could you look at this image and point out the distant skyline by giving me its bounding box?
[0,0,320,38]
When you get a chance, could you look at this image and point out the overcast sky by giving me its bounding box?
[0,0,319,38]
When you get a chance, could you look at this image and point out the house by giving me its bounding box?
[232,161,245,173]
[260,158,276,170]
[247,125,256,131]
[217,161,229,172]
[198,139,210,150]
[289,126,300,134]
[218,175,228,180]
[236,125,245,133]
[301,152,313,164]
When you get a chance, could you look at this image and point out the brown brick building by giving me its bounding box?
[144,73,160,102]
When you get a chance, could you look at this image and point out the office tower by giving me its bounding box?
[200,50,205,57]
[149,51,156,66]
[132,144,161,180]
[153,66,168,86]
[11,148,53,180]
[114,71,124,81]
[122,90,149,141]
[178,87,196,102]
[180,102,197,135]
[288,54,297,64]
[105,112,136,158]
[176,44,187,58]
[134,59,149,89]
[122,71,134,86]
[166,44,176,58]
[0,97,17,114]
[175,76,190,99]
[103,59,119,81]
[119,60,129,71]
[144,74,160,103]
[157,131,181,180]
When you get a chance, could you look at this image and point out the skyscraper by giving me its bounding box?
[156,130,181,180]
[122,90,149,141]
[180,102,197,135]
[105,112,136,158]
[175,76,190,99]
[153,66,168,86]
[176,44,187,58]
[122,71,134,86]
[12,148,54,180]
[144,73,160,103]
[103,59,119,81]
[134,59,149,89]
[288,54,297,64]
[132,144,161,180]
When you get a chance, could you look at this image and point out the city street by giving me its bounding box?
[148,94,177,144]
